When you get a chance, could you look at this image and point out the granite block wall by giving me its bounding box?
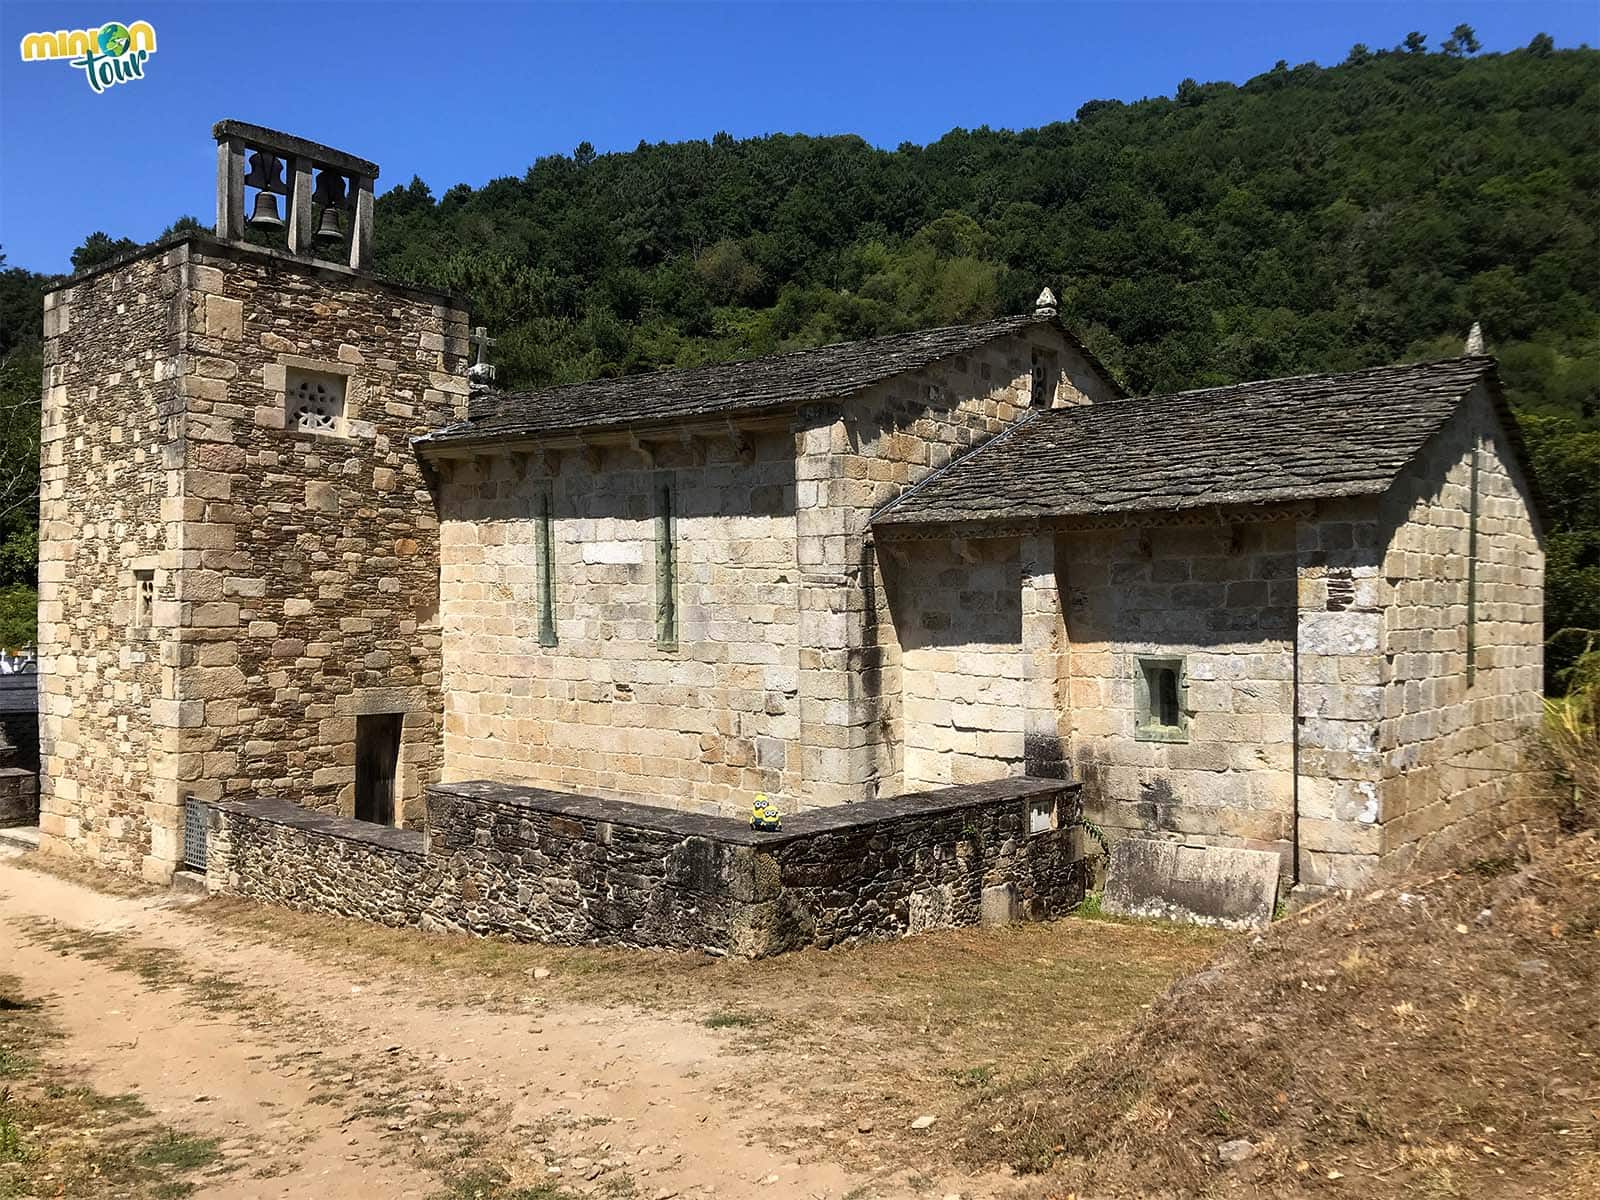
[885,536,1028,789]
[437,432,801,812]
[204,777,1086,956]
[433,326,1118,813]
[815,327,1118,803]
[1375,388,1544,869]
[1057,518,1301,860]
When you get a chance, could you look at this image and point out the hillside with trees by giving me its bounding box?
[1,28,1595,680]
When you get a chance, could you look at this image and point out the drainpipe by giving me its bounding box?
[1291,616,1302,888]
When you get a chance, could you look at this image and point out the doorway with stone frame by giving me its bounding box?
[355,713,402,825]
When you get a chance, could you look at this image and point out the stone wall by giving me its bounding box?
[38,249,182,876]
[204,776,1086,957]
[437,432,801,811]
[1057,519,1300,860]
[1376,388,1544,869]
[432,326,1119,813]
[886,537,1027,789]
[815,328,1119,803]
[40,235,469,880]
[876,516,1302,868]
[0,768,37,827]
[1292,499,1390,888]
[172,239,468,826]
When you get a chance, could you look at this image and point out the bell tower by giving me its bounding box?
[37,120,470,882]
[213,120,378,269]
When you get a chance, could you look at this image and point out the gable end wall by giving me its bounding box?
[1376,384,1544,869]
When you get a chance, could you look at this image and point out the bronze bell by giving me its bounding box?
[248,191,284,229]
[313,205,343,244]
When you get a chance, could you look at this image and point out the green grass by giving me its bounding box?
[133,1130,220,1171]
[949,1064,996,1089]
[701,1010,757,1028]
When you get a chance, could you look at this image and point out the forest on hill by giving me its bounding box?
[0,27,1595,682]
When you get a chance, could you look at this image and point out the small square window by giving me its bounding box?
[133,569,154,628]
[285,368,346,435]
[1135,656,1188,742]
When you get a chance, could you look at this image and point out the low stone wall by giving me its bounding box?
[204,777,1086,957]
[0,767,37,827]
[206,799,441,928]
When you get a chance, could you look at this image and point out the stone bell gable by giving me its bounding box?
[38,123,470,881]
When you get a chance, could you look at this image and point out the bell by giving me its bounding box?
[314,205,343,244]
[248,191,283,229]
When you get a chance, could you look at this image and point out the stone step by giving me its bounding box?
[171,868,208,895]
[0,824,40,852]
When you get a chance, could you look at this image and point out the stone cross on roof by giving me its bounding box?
[1033,287,1059,317]
[469,326,497,385]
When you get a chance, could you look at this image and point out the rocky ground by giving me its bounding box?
[0,847,1219,1199]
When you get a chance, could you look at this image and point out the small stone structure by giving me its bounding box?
[202,777,1085,956]
[1102,838,1281,930]
[0,673,38,827]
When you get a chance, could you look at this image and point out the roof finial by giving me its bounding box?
[1033,286,1058,318]
[1465,321,1485,355]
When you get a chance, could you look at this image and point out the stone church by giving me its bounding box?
[32,124,1544,946]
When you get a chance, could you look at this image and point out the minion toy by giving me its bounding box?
[750,793,783,831]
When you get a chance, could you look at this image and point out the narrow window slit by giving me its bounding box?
[537,490,557,647]
[655,481,677,647]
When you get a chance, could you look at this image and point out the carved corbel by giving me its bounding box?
[679,430,706,466]
[580,441,603,473]
[725,419,754,464]
[627,429,657,468]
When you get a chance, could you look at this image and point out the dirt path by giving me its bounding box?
[0,847,992,1199]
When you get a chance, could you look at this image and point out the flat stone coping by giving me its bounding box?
[210,796,426,855]
[427,776,1077,847]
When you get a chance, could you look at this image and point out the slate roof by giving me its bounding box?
[872,356,1511,527]
[421,312,1110,447]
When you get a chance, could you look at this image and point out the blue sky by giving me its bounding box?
[2,0,1595,273]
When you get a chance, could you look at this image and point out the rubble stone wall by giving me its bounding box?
[1376,388,1544,869]
[39,236,469,881]
[204,777,1086,957]
[172,239,469,829]
[37,250,184,876]
[0,768,38,826]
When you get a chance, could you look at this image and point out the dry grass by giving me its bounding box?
[12,849,167,899]
[0,972,225,1199]
[197,895,1226,1168]
[962,830,1600,1199]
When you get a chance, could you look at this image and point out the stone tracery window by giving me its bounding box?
[285,368,346,435]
